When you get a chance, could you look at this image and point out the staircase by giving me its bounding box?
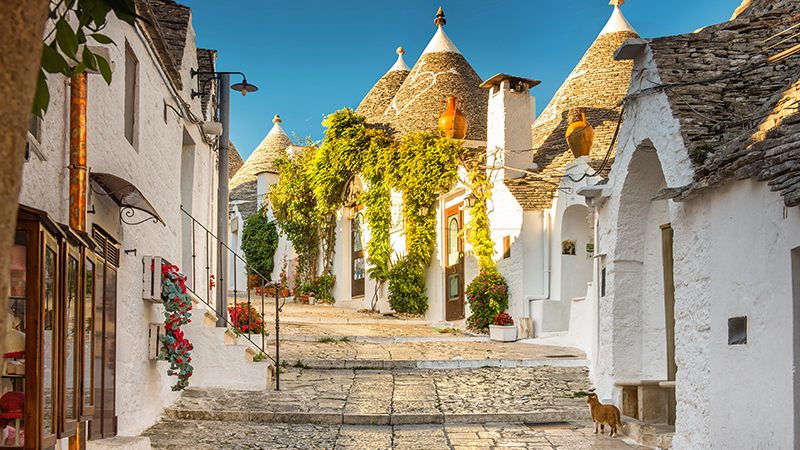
[177,207,282,391]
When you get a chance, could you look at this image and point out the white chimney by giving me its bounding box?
[482,74,538,182]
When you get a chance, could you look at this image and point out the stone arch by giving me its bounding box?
[610,140,670,381]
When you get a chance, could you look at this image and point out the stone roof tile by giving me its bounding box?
[509,22,638,210]
[646,0,800,206]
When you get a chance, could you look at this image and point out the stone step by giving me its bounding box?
[164,407,587,426]
[285,357,589,370]
[622,415,674,449]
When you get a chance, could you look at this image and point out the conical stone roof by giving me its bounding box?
[229,115,293,219]
[507,3,639,210]
[357,47,410,123]
[381,8,488,140]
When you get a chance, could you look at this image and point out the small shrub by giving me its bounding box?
[228,302,268,336]
[388,257,428,315]
[493,312,514,326]
[466,271,509,332]
[241,210,279,279]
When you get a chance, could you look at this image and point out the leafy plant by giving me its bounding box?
[228,302,268,336]
[36,0,141,117]
[311,274,336,304]
[466,271,509,332]
[252,351,268,362]
[387,257,428,316]
[241,208,279,280]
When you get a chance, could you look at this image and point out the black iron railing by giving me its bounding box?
[180,205,283,390]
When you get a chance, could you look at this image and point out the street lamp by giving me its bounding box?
[191,69,259,327]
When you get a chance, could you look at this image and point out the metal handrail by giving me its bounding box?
[180,205,283,390]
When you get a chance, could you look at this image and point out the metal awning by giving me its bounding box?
[90,172,165,226]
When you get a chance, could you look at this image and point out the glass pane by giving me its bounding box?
[83,259,94,407]
[43,246,56,436]
[3,231,26,447]
[449,275,459,300]
[352,213,363,253]
[92,264,104,429]
[102,267,117,434]
[65,256,78,420]
[447,217,459,266]
[354,257,365,281]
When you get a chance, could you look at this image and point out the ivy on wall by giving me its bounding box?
[268,109,500,316]
[269,145,320,286]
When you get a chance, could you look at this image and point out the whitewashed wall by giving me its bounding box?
[19,15,221,438]
[595,45,708,447]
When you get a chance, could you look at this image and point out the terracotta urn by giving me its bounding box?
[439,96,468,140]
[565,108,594,158]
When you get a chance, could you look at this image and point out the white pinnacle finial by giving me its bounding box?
[273,115,282,124]
[599,0,637,36]
[388,47,410,72]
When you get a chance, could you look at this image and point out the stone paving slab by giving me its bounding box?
[145,420,650,449]
[165,367,591,426]
[278,340,584,365]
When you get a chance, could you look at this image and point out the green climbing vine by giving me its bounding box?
[460,150,497,273]
[385,129,465,314]
[269,145,320,287]
[269,109,475,314]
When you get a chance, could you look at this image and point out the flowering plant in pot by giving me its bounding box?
[160,264,194,391]
[466,270,509,332]
[228,302,268,337]
[489,312,517,342]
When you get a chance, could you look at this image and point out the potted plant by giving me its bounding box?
[489,313,517,342]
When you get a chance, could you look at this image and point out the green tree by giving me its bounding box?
[241,209,279,280]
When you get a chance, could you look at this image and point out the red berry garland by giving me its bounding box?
[160,264,194,391]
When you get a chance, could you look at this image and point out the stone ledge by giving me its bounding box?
[288,358,588,370]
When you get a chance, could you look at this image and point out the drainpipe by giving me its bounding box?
[69,73,88,232]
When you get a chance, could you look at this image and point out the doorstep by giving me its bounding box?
[86,436,152,450]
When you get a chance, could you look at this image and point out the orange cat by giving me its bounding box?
[586,393,622,437]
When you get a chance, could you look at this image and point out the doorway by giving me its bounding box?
[351,209,365,298]
[444,204,464,321]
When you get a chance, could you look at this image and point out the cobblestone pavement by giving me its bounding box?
[165,367,590,419]
[278,340,584,365]
[145,420,649,449]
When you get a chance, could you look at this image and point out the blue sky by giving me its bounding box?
[184,1,737,160]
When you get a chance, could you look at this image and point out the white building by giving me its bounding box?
[6,1,266,448]
[582,0,800,447]
[325,3,637,342]
[229,115,297,290]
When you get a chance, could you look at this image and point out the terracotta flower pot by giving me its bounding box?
[439,96,468,139]
[566,108,594,158]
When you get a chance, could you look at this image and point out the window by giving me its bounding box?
[503,236,511,259]
[124,43,138,147]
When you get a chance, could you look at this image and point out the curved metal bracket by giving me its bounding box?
[120,206,160,226]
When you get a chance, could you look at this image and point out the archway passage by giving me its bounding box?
[611,143,676,426]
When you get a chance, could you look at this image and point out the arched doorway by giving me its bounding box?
[610,142,676,425]
[560,204,593,304]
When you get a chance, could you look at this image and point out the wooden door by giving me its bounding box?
[444,205,464,321]
[89,230,118,440]
[351,210,365,297]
